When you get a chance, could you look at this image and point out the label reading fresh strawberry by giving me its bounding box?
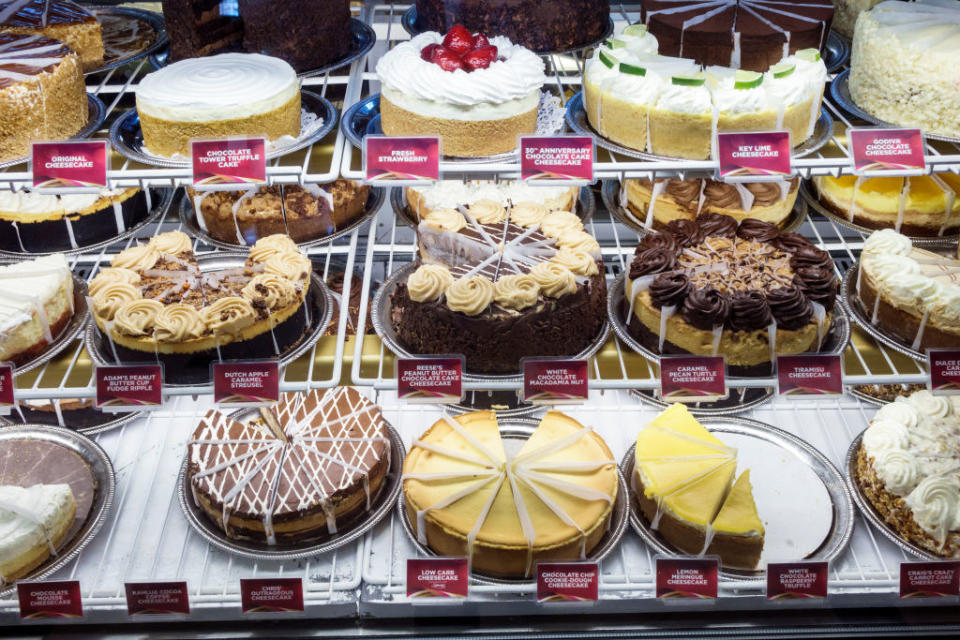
[422,26,501,73]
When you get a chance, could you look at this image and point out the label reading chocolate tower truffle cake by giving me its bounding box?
[191,138,267,189]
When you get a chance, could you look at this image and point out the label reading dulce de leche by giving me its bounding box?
[716,131,791,182]
[406,558,469,600]
[0,363,14,415]
[536,563,599,603]
[777,355,843,397]
[397,356,463,404]
[659,356,727,403]
[766,562,829,600]
[655,557,718,600]
[31,140,109,192]
[928,350,960,396]
[522,358,588,405]
[900,561,960,598]
[96,364,163,411]
[125,582,190,616]
[849,127,926,176]
[18,581,83,619]
[240,578,304,613]
[520,136,594,184]
[191,137,267,189]
[212,360,280,407]
[364,135,440,185]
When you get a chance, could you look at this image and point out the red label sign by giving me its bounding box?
[406,558,469,599]
[849,128,926,176]
[766,562,828,600]
[213,361,280,406]
[18,581,83,619]
[656,557,718,599]
[777,355,843,396]
[125,582,190,615]
[31,140,109,191]
[397,356,463,403]
[900,562,960,598]
[96,364,163,410]
[928,350,960,395]
[365,136,440,184]
[0,363,14,413]
[191,137,267,188]
[240,578,304,613]
[522,358,588,404]
[659,356,726,402]
[536,563,599,603]
[520,136,594,183]
[716,131,791,182]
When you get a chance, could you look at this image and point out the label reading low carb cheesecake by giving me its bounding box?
[364,136,441,185]
[522,358,588,405]
[536,563,599,603]
[31,140,109,193]
[240,578,304,613]
[659,356,727,403]
[928,350,960,396]
[716,131,791,183]
[212,361,280,407]
[777,355,843,397]
[191,137,267,189]
[900,561,960,598]
[397,356,463,404]
[96,364,163,411]
[849,128,926,176]
[0,363,14,416]
[520,136,594,185]
[406,558,469,600]
[766,562,828,600]
[124,582,190,616]
[17,581,83,619]
[655,556,718,599]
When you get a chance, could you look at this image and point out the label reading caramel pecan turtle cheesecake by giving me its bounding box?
[191,138,267,189]
[659,356,727,402]
[31,141,108,192]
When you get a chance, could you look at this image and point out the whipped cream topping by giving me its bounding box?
[0,483,74,583]
[411,181,575,213]
[0,253,71,334]
[0,189,118,216]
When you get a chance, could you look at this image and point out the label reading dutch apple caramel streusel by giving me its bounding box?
[655,557,718,599]
[849,128,926,176]
[520,136,594,184]
[191,137,267,189]
[406,558,469,600]
[766,562,828,600]
[777,355,843,397]
[31,140,108,192]
[240,578,304,613]
[716,131,791,183]
[364,136,440,185]
[659,356,727,402]
[397,356,463,404]
[536,563,599,603]
[928,349,960,396]
[522,358,588,405]
[900,562,960,598]
[212,361,280,407]
[0,363,14,415]
[96,364,163,411]
[124,582,190,616]
[18,581,83,619]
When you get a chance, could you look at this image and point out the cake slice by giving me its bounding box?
[707,470,765,568]
[0,253,74,366]
[0,0,104,70]
[0,484,76,583]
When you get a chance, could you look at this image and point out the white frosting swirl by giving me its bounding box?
[540,211,583,239]
[150,230,192,256]
[905,476,960,544]
[868,254,918,281]
[469,199,506,225]
[874,449,922,496]
[862,419,911,455]
[863,228,912,258]
[423,208,466,232]
[445,276,495,316]
[509,201,549,227]
[875,400,920,430]
[907,389,953,420]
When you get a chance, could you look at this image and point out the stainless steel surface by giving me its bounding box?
[87,6,168,76]
[629,386,775,415]
[0,94,106,170]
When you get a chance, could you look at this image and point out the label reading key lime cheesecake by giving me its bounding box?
[716,131,791,183]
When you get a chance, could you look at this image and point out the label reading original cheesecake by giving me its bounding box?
[777,355,843,397]
[536,563,599,603]
[191,137,267,189]
[900,561,960,598]
[659,356,727,403]
[928,350,960,396]
[212,360,280,407]
[96,364,163,411]
[124,582,190,616]
[522,358,588,405]
[849,128,926,176]
[406,558,469,600]
[17,581,83,619]
[655,556,718,600]
[0,363,14,416]
[364,136,441,185]
[397,356,463,404]
[520,136,594,185]
[766,562,829,600]
[716,131,791,183]
[240,578,304,613]
[31,140,109,193]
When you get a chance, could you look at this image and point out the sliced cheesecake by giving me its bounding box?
[0,484,76,584]
[0,254,74,366]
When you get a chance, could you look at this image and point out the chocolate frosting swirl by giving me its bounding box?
[703,181,740,209]
[665,219,705,248]
[729,290,773,332]
[697,213,738,239]
[636,232,678,255]
[794,266,837,312]
[790,246,833,272]
[736,219,780,242]
[767,286,813,330]
[629,248,676,279]
[650,272,691,309]
[773,232,812,254]
[664,179,701,206]
[681,287,730,330]
[745,181,784,207]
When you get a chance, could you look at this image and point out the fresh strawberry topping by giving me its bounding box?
[442,24,475,56]
[463,45,498,71]
[421,26,502,73]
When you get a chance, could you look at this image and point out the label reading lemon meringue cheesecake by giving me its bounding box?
[520,136,594,184]
[928,349,960,395]
[191,137,267,189]
[96,364,163,411]
[397,356,463,403]
[364,136,440,185]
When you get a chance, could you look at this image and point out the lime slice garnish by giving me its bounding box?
[672,73,705,87]
[620,62,647,76]
[733,69,763,90]
[796,48,821,63]
[771,62,796,79]
[623,24,648,37]
[599,50,618,69]
[604,38,626,49]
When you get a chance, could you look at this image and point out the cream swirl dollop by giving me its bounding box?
[863,419,911,455]
[242,273,297,309]
[111,243,159,271]
[150,230,192,256]
[540,211,583,239]
[408,264,454,303]
[530,262,577,298]
[494,274,540,310]
[88,268,140,297]
[468,199,506,225]
[556,229,600,255]
[863,228,912,258]
[868,254,918,281]
[201,297,257,335]
[264,252,312,282]
[113,299,164,337]
[551,247,599,276]
[509,202,548,227]
[930,284,960,330]
[907,390,953,420]
[93,283,142,321]
[874,449,921,496]
[423,208,466,232]
[250,234,299,263]
[905,476,960,544]
[445,276,494,316]
[875,400,920,430]
[154,303,206,342]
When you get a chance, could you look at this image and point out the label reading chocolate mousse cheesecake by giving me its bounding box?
[716,131,791,183]
[0,363,14,415]
[397,356,463,403]
[31,141,108,192]
[520,136,594,185]
[659,356,727,402]
[364,136,441,185]
[191,138,267,189]
[849,128,926,177]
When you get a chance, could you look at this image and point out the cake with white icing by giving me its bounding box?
[404,181,578,223]
[0,253,74,366]
[135,52,301,157]
[833,0,883,38]
[187,387,390,544]
[0,0,103,70]
[0,484,75,584]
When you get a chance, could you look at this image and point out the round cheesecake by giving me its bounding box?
[833,0,882,38]
[135,53,301,157]
[0,0,104,70]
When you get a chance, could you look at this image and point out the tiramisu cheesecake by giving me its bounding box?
[0,484,75,583]
[0,253,74,367]
[376,27,546,157]
[0,0,104,70]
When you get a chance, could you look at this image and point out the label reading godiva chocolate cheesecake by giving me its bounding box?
[766,562,828,600]
[659,356,727,402]
[928,350,960,396]
[397,356,463,404]
[849,128,926,176]
[191,137,267,189]
[18,581,83,619]
[213,361,280,407]
[777,355,843,397]
[520,136,594,184]
[96,364,163,411]
[522,358,588,405]
[406,558,469,600]
[716,131,791,183]
[537,563,598,603]
[0,363,14,415]
[365,136,441,185]
[655,557,718,599]
[31,140,108,192]
[900,562,960,598]
[240,578,303,613]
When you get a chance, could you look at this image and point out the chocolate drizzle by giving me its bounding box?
[767,286,813,330]
[697,213,738,239]
[736,219,780,242]
[650,272,691,309]
[681,287,729,330]
[729,290,773,332]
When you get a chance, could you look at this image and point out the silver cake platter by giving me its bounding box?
[830,69,960,145]
[110,89,337,169]
[846,384,926,407]
[398,419,628,587]
[602,179,808,237]
[180,186,385,252]
[84,253,334,387]
[0,94,106,170]
[630,386,775,416]
[372,262,610,384]
[400,6,615,57]
[621,416,854,581]
[445,391,544,418]
[607,271,852,377]
[799,180,960,246]
[845,431,940,560]
[86,6,168,76]
[0,187,175,259]
[178,413,405,561]
[390,184,596,229]
[149,18,376,79]
[824,30,850,74]
[0,424,116,598]
[0,406,142,436]
[565,91,834,163]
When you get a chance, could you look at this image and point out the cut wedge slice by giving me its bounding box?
[712,470,764,535]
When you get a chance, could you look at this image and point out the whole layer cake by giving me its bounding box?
[640,0,834,72]
[135,52,300,157]
[187,180,370,246]
[403,410,618,578]
[376,28,546,157]
[814,174,960,237]
[89,231,313,384]
[390,186,606,374]
[856,390,960,557]
[0,33,86,162]
[188,387,390,544]
[162,0,351,73]
[405,180,578,221]
[0,484,75,583]
[414,0,610,53]
[0,0,103,70]
[0,253,74,366]
[857,229,960,351]
[849,0,960,138]
[0,187,154,253]
[634,404,764,569]
[625,216,836,375]
[833,0,883,38]
[584,28,826,159]
[623,177,799,229]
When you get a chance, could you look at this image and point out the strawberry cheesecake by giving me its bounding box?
[376,25,546,157]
